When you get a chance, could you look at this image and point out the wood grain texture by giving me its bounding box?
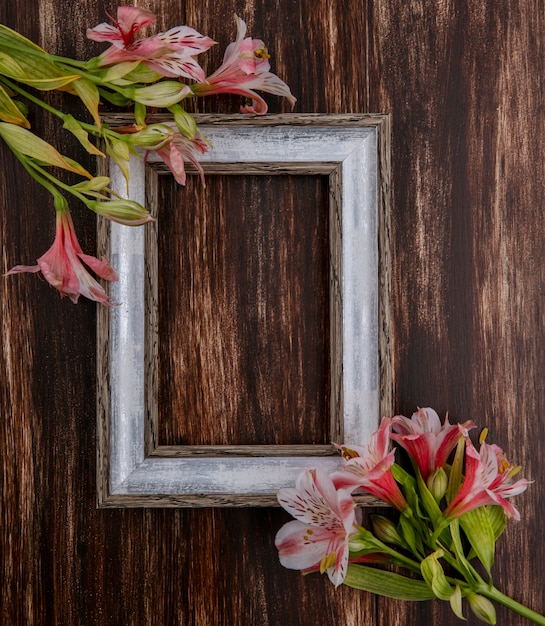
[2,0,544,625]
[368,1,545,624]
[156,172,330,446]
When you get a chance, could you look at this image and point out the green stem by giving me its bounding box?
[25,159,88,204]
[0,75,67,120]
[0,75,127,142]
[478,586,545,626]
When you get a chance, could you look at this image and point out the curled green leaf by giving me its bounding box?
[421,549,455,601]
[0,83,29,128]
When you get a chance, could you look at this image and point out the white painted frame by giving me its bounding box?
[97,114,391,507]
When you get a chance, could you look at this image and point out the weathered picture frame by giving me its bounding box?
[97,114,391,507]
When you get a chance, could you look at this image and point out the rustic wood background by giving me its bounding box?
[157,173,331,447]
[1,1,544,624]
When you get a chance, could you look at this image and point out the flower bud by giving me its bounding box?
[86,199,154,226]
[427,467,448,502]
[348,527,384,553]
[370,515,404,546]
[125,82,193,107]
[171,104,197,138]
[467,592,497,625]
[122,124,174,148]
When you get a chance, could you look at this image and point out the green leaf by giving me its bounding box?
[71,78,102,129]
[105,138,132,191]
[100,60,142,83]
[459,507,496,575]
[122,64,163,84]
[134,102,147,127]
[97,87,130,107]
[62,114,104,156]
[416,467,443,526]
[391,464,425,518]
[0,24,46,53]
[0,49,80,90]
[420,549,455,601]
[448,519,477,584]
[446,437,466,504]
[486,505,507,541]
[344,564,436,601]
[0,122,91,176]
[398,514,424,557]
[0,84,29,128]
[449,585,466,621]
[0,51,27,78]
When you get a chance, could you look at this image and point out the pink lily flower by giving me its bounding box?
[390,407,475,480]
[86,6,156,48]
[275,468,359,587]
[149,129,209,186]
[87,7,214,81]
[330,418,410,512]
[193,16,296,114]
[6,210,118,306]
[444,440,529,521]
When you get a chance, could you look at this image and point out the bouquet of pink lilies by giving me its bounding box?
[275,408,544,625]
[0,7,295,305]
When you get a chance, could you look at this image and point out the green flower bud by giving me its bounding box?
[86,199,153,226]
[427,467,448,502]
[122,124,173,148]
[370,515,404,546]
[170,104,197,138]
[125,82,193,108]
[467,592,497,625]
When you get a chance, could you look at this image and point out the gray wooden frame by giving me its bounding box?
[97,113,391,507]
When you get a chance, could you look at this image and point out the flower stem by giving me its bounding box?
[0,75,68,121]
[478,586,545,625]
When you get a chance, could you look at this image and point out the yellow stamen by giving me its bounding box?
[340,446,359,460]
[319,552,336,574]
[254,46,271,60]
[507,464,523,479]
[479,428,488,444]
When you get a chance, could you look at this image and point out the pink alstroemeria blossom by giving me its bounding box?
[330,418,409,512]
[444,440,529,521]
[390,407,475,480]
[7,210,118,306]
[193,16,296,114]
[148,129,208,186]
[275,468,359,587]
[87,7,214,81]
[86,6,156,48]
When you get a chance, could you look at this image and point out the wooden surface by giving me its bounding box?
[1,1,544,625]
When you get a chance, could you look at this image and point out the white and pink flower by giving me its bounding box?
[275,468,359,587]
[193,16,296,114]
[87,7,214,81]
[7,210,118,306]
[330,418,409,512]
[390,407,475,480]
[151,129,209,186]
[444,440,529,520]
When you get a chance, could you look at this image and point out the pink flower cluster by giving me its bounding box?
[7,8,296,306]
[87,8,296,113]
[275,408,529,585]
